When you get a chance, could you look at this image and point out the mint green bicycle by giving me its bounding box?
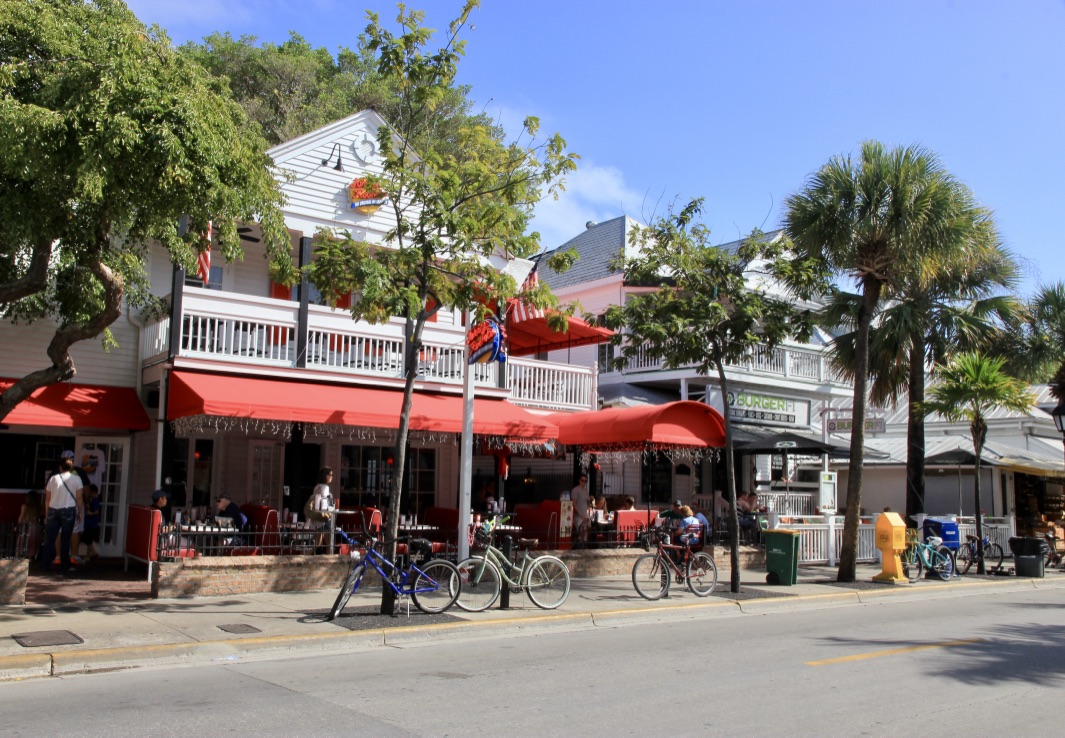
[455,517,571,611]
[900,535,954,583]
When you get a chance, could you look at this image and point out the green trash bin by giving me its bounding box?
[765,529,801,585]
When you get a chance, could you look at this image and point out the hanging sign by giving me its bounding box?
[348,178,387,214]
[466,316,508,364]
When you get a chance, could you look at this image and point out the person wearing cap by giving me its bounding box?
[41,455,84,572]
[659,500,686,526]
[152,488,173,526]
[215,493,249,532]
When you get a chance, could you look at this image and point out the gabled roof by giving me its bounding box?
[267,110,392,166]
[538,215,643,290]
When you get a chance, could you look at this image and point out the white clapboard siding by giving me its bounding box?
[0,313,138,387]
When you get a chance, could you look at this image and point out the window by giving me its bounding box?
[184,265,224,291]
[250,442,284,506]
[641,452,672,505]
[339,444,436,515]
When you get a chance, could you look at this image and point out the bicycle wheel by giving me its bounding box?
[931,546,954,581]
[329,562,366,620]
[985,542,1004,572]
[410,559,460,614]
[454,557,502,612]
[632,553,669,600]
[955,543,974,575]
[901,546,922,583]
[686,551,719,596]
[526,556,571,609]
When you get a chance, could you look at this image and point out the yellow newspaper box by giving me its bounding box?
[872,512,907,583]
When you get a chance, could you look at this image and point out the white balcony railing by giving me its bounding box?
[614,340,837,386]
[144,288,595,411]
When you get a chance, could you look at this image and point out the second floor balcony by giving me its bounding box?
[141,287,596,412]
[615,340,846,388]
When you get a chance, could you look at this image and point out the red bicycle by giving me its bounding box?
[631,526,717,599]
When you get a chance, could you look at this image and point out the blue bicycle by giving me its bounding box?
[328,516,460,619]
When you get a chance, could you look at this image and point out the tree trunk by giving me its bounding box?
[972,417,987,575]
[713,355,742,593]
[904,335,927,526]
[838,279,881,582]
[380,313,425,614]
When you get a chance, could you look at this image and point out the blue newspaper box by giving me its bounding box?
[923,518,960,551]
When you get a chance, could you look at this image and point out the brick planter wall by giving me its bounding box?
[0,558,29,605]
[147,546,768,599]
[152,555,360,599]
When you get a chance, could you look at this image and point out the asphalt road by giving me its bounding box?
[3,586,1064,736]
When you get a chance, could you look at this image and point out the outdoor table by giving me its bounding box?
[180,524,239,556]
[397,524,440,535]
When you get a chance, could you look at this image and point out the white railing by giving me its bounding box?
[617,340,836,386]
[506,356,596,411]
[144,288,594,410]
[757,492,816,516]
[140,317,170,361]
[775,517,878,565]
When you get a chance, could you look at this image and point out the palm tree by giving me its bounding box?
[921,353,1034,573]
[821,236,1019,525]
[1000,282,1065,385]
[784,141,980,582]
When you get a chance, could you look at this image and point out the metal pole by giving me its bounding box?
[457,310,475,561]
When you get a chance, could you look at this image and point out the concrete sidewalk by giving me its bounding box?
[3,562,1064,681]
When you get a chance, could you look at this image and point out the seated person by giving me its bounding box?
[658,500,685,530]
[216,494,250,544]
[673,505,702,546]
[589,496,613,526]
[620,496,636,511]
[153,488,174,527]
[737,492,758,541]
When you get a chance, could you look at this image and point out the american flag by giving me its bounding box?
[197,221,212,285]
[509,263,545,324]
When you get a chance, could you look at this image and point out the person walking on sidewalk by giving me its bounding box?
[41,456,84,572]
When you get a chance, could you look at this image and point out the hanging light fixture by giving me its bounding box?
[321,143,344,172]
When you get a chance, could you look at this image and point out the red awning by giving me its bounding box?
[167,371,558,440]
[507,314,614,357]
[0,378,150,431]
[549,401,725,449]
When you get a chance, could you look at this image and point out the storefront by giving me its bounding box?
[0,379,150,557]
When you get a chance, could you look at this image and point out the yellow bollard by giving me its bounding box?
[872,512,908,583]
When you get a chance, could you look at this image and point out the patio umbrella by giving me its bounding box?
[734,430,849,513]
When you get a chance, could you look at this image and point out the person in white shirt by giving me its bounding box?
[570,473,590,543]
[41,456,84,572]
[309,467,336,550]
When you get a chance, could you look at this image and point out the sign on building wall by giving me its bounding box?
[705,388,811,427]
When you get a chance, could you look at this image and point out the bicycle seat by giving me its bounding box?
[518,538,539,549]
[965,535,978,543]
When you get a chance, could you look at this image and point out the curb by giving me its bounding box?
[4,572,1063,681]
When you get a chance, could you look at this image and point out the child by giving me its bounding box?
[82,483,102,562]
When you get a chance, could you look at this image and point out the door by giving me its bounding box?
[74,436,131,557]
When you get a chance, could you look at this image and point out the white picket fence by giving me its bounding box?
[776,518,878,565]
[778,514,1018,566]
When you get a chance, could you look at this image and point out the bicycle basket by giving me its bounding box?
[467,522,492,548]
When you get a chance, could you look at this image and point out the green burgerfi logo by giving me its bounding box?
[727,391,794,412]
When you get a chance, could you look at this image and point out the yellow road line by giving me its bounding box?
[805,638,983,666]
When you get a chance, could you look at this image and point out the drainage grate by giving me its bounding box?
[217,623,262,634]
[12,630,85,648]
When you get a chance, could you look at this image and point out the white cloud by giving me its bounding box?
[530,161,645,250]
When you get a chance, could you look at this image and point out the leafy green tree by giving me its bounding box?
[921,353,1034,574]
[602,200,815,593]
[0,0,289,422]
[306,2,577,613]
[998,282,1065,387]
[180,29,496,148]
[820,225,1019,524]
[783,141,980,582]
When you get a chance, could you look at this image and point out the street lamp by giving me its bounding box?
[1052,398,1065,466]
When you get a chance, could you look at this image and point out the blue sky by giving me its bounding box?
[127,0,1065,297]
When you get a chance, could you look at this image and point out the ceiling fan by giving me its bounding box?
[237,226,260,243]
